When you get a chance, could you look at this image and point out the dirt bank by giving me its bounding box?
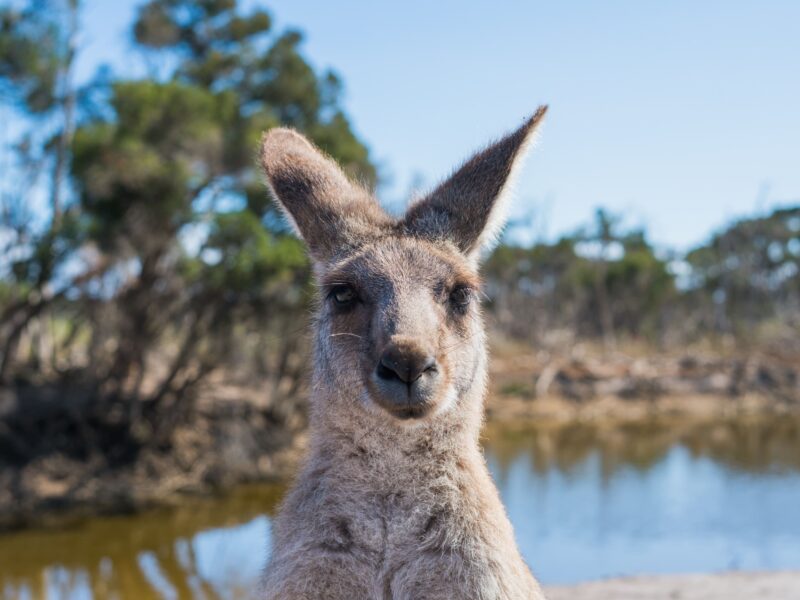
[545,571,800,600]
[488,341,800,423]
[0,382,304,531]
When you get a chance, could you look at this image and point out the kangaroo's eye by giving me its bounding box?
[449,285,473,309]
[330,284,358,307]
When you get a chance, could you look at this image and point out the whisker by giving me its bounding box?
[329,332,364,340]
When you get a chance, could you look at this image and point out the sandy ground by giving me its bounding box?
[544,571,800,599]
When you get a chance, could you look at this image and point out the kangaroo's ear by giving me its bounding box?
[403,106,547,262]
[260,128,391,263]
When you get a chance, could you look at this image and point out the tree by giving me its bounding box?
[0,0,81,381]
[483,210,677,346]
[1,0,377,441]
[685,206,800,338]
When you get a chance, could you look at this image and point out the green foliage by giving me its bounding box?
[72,81,236,248]
[484,203,798,347]
[132,0,376,185]
[683,207,800,335]
[0,3,62,112]
[485,214,679,343]
[0,0,374,420]
[199,210,309,294]
[9,211,83,287]
[686,207,800,293]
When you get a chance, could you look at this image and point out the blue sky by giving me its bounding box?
[72,0,800,249]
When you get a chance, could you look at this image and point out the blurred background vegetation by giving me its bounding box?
[0,0,799,524]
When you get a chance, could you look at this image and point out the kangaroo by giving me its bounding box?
[259,107,548,600]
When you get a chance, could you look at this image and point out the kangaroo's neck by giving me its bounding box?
[304,383,487,490]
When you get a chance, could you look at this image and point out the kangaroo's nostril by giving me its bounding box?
[377,347,437,384]
[377,358,401,382]
[421,356,437,374]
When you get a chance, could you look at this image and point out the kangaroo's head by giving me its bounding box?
[260,108,546,426]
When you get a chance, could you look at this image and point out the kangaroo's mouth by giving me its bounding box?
[366,373,440,421]
[386,403,430,420]
[369,387,436,420]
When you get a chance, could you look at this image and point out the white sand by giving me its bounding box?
[544,571,800,600]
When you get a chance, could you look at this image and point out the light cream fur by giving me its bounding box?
[259,109,548,599]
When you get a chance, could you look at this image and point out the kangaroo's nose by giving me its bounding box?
[377,345,437,384]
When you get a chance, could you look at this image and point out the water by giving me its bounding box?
[1,417,799,599]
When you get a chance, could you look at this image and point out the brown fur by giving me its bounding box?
[260,108,548,599]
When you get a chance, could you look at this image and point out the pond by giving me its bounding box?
[2,416,800,599]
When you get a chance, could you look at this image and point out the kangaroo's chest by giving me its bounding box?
[314,486,441,559]
[291,454,467,568]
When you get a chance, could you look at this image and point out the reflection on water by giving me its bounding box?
[2,416,800,598]
[0,486,283,600]
[487,418,800,583]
